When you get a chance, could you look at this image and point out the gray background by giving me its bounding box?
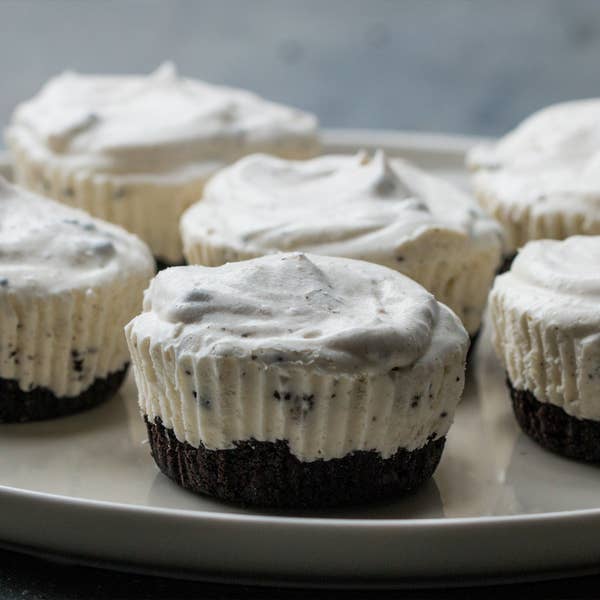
[2,0,600,143]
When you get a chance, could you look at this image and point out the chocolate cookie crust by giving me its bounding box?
[145,416,445,508]
[497,252,517,275]
[0,364,129,423]
[154,256,184,272]
[467,330,479,362]
[507,378,600,462]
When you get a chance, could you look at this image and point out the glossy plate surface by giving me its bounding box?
[1,131,600,587]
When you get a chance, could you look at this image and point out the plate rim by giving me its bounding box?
[3,481,600,528]
[321,127,487,153]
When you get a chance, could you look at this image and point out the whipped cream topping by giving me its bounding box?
[469,99,600,172]
[491,236,600,419]
[513,237,600,301]
[6,63,319,180]
[183,150,502,258]
[136,253,466,373]
[181,151,503,335]
[468,100,600,251]
[0,177,153,293]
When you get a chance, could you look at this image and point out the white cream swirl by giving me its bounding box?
[5,63,319,180]
[0,177,154,293]
[183,150,501,256]
[181,151,503,335]
[135,253,467,373]
[511,236,600,302]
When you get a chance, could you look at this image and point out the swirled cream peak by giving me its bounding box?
[182,150,503,258]
[135,253,466,373]
[505,236,600,319]
[467,101,600,253]
[469,99,600,172]
[0,177,154,293]
[6,63,319,178]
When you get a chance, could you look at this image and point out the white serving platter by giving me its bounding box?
[1,130,600,588]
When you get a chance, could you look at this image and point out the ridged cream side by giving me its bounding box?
[181,235,494,336]
[9,139,204,264]
[0,274,148,397]
[490,285,600,421]
[471,174,600,254]
[125,322,466,461]
[395,244,498,337]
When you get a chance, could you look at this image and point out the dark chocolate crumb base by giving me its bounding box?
[145,416,445,508]
[154,257,185,272]
[467,330,479,363]
[497,252,517,275]
[507,377,600,462]
[0,364,129,424]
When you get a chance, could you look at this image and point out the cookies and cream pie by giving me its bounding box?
[468,99,600,262]
[490,236,600,461]
[125,252,469,507]
[0,178,154,422]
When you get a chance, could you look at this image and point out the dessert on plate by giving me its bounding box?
[468,99,600,266]
[490,236,600,461]
[5,63,319,268]
[180,150,503,339]
[0,178,154,422]
[125,252,469,508]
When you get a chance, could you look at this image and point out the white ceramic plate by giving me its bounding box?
[1,131,600,588]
